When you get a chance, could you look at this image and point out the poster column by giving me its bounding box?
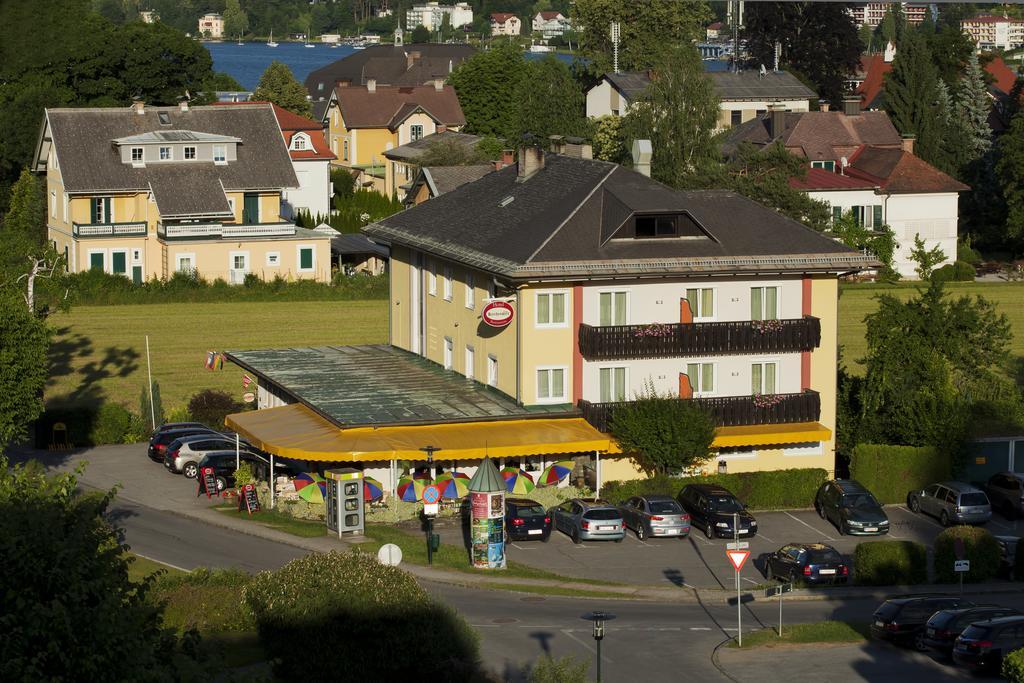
[470,491,506,569]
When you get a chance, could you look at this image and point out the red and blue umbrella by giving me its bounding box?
[435,476,470,499]
[293,472,327,504]
[363,476,384,502]
[501,468,536,495]
[397,476,425,502]
[538,461,574,486]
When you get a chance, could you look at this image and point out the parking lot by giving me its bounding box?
[434,503,1024,589]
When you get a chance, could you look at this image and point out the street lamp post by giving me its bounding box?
[420,445,441,565]
[582,611,616,682]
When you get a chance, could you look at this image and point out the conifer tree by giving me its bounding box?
[883,31,950,172]
[955,51,993,166]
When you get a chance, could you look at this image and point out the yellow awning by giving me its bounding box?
[711,422,832,448]
[225,403,621,462]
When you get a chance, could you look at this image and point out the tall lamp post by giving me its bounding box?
[582,611,615,682]
[420,445,441,565]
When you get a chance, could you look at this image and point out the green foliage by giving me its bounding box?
[954,51,993,168]
[931,261,977,285]
[608,382,715,476]
[152,567,255,635]
[909,234,947,281]
[511,56,590,142]
[572,0,712,76]
[1003,647,1024,683]
[328,189,403,234]
[0,455,198,680]
[528,655,589,683]
[621,44,720,189]
[828,211,899,280]
[140,381,166,432]
[1015,541,1024,582]
[933,525,1000,584]
[592,114,626,163]
[602,468,828,510]
[743,2,862,105]
[415,138,494,167]
[449,43,528,138]
[204,71,244,92]
[957,239,983,265]
[233,461,256,487]
[89,402,135,445]
[997,111,1024,247]
[0,294,50,450]
[410,25,430,43]
[222,0,249,38]
[166,405,193,424]
[476,135,505,161]
[244,552,480,680]
[331,167,355,199]
[187,390,242,430]
[252,61,311,117]
[853,541,928,586]
[848,444,949,504]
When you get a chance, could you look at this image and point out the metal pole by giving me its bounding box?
[235,433,240,472]
[779,587,783,637]
[596,638,602,683]
[595,450,601,498]
[270,452,275,509]
[735,511,741,646]
[420,445,441,565]
[145,335,156,430]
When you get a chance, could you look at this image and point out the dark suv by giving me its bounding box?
[923,606,1020,656]
[986,472,1024,519]
[871,596,972,649]
[504,498,551,542]
[953,615,1024,671]
[814,479,889,536]
[678,484,757,539]
[147,426,220,462]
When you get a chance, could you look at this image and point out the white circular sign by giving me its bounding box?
[378,543,403,567]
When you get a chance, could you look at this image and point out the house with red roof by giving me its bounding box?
[532,11,570,39]
[729,104,968,278]
[491,12,521,36]
[271,104,336,219]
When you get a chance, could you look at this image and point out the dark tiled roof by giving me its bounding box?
[366,152,878,279]
[45,104,297,194]
[331,233,389,258]
[726,110,901,161]
[334,84,466,129]
[788,167,878,191]
[848,148,969,194]
[422,165,494,195]
[225,344,572,427]
[605,69,816,102]
[384,131,482,161]
[149,168,232,218]
[304,44,476,98]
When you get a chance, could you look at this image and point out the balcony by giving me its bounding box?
[578,390,821,432]
[158,222,297,239]
[578,317,821,361]
[72,221,147,238]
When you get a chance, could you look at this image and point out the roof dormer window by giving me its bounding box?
[635,215,678,238]
[131,147,144,165]
[184,146,196,160]
[159,146,172,160]
[291,133,309,151]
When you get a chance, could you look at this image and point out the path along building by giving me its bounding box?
[224,141,877,494]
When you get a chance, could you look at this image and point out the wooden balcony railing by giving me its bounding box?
[578,317,821,360]
[72,221,147,238]
[578,390,821,432]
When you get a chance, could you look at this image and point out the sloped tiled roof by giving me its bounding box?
[604,69,816,103]
[847,148,969,194]
[422,165,494,195]
[334,84,466,129]
[304,43,476,99]
[217,101,335,161]
[726,110,901,161]
[788,167,878,191]
[383,130,482,161]
[491,12,517,22]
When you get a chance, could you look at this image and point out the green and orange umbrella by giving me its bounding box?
[538,461,575,486]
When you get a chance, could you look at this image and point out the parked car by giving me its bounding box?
[195,451,300,492]
[150,421,207,438]
[996,536,1020,576]
[147,427,220,462]
[550,498,625,544]
[763,543,849,585]
[164,433,252,478]
[814,479,889,536]
[907,482,992,527]
[678,484,757,539]
[504,498,551,542]
[871,596,973,649]
[953,615,1024,671]
[618,495,691,540]
[985,472,1024,520]
[923,606,1020,656]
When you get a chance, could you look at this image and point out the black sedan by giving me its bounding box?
[763,543,849,585]
[923,606,1020,656]
[954,615,1024,671]
[504,498,551,542]
[871,596,972,649]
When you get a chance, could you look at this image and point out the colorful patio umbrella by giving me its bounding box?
[293,472,327,504]
[436,476,470,499]
[501,468,536,495]
[363,476,384,502]
[397,476,426,502]
[538,461,575,486]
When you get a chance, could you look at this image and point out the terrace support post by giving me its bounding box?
[270,453,275,509]
[595,451,601,498]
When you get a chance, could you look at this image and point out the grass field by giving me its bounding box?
[45,300,388,411]
[729,621,869,648]
[838,281,1024,374]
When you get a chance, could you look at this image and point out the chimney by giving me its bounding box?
[500,149,514,169]
[818,99,829,113]
[436,124,447,134]
[178,97,189,112]
[842,96,861,117]
[407,50,422,69]
[768,104,786,139]
[433,79,444,92]
[548,134,566,154]
[560,136,593,160]
[631,139,652,178]
[132,97,144,115]
[517,144,544,180]
[901,135,915,155]
[367,78,376,93]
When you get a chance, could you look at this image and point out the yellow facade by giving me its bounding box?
[517,284,575,406]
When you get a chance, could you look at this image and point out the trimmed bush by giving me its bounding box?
[932,260,977,284]
[1003,646,1024,682]
[187,390,243,430]
[528,656,589,683]
[933,526,1000,584]
[602,468,828,510]
[854,541,928,586]
[244,552,479,680]
[89,403,134,445]
[849,444,950,504]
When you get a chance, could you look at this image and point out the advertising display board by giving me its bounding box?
[470,491,506,569]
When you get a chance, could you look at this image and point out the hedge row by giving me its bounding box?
[854,541,928,586]
[601,468,829,510]
[933,525,1001,584]
[849,444,950,504]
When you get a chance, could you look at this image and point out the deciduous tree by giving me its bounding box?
[449,43,527,139]
[909,234,947,281]
[996,111,1024,245]
[0,297,49,450]
[253,61,311,117]
[829,211,899,280]
[222,0,249,38]
[511,56,589,142]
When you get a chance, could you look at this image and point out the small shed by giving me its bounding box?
[330,233,389,276]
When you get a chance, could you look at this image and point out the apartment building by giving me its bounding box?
[490,13,522,36]
[405,2,474,31]
[961,14,1024,52]
[848,3,928,27]
[198,13,223,39]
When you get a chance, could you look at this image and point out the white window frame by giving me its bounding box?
[683,361,717,397]
[87,248,107,272]
[597,289,629,326]
[266,251,281,267]
[175,252,196,273]
[159,146,172,161]
[291,133,309,151]
[131,147,144,163]
[465,345,475,380]
[443,266,452,301]
[684,286,717,321]
[62,193,69,222]
[443,337,453,370]
[598,365,629,403]
[487,355,498,387]
[229,251,250,283]
[750,359,780,395]
[343,139,349,161]
[535,366,568,404]
[184,146,197,160]
[410,124,424,141]
[226,197,236,216]
[213,144,227,164]
[427,262,437,296]
[296,244,316,273]
[50,190,56,216]
[750,286,780,321]
[784,442,824,457]
[535,289,569,328]
[716,446,758,460]
[464,271,475,309]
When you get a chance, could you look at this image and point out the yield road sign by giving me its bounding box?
[726,541,750,550]
[727,550,751,571]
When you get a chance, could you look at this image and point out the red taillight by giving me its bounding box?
[682,513,691,521]
[543,516,551,524]
[803,566,812,576]
[840,565,849,576]
[582,521,590,530]
[512,518,524,526]
[886,623,899,631]
[155,444,166,451]
[651,516,664,521]
[977,640,994,649]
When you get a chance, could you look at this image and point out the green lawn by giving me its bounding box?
[126,553,187,584]
[213,505,329,538]
[46,300,388,411]
[839,281,1024,374]
[730,621,870,648]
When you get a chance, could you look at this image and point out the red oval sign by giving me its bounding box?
[481,301,514,328]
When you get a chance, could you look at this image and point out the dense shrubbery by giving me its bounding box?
[62,269,387,305]
[602,468,828,510]
[187,390,243,431]
[849,444,949,504]
[854,541,928,586]
[89,403,137,445]
[1004,646,1024,682]
[152,568,255,635]
[933,526,1001,584]
[244,552,479,680]
[931,260,977,284]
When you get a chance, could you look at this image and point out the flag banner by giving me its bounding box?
[205,351,216,370]
[214,353,224,370]
[242,374,253,388]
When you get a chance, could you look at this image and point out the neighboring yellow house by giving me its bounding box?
[322,80,465,195]
[35,102,331,283]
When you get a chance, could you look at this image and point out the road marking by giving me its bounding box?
[511,543,534,550]
[783,511,837,541]
[561,629,613,661]
[754,532,774,543]
[896,506,943,530]
[132,553,193,574]
[690,627,712,631]
[988,518,1013,531]
[742,577,760,585]
[625,534,650,546]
